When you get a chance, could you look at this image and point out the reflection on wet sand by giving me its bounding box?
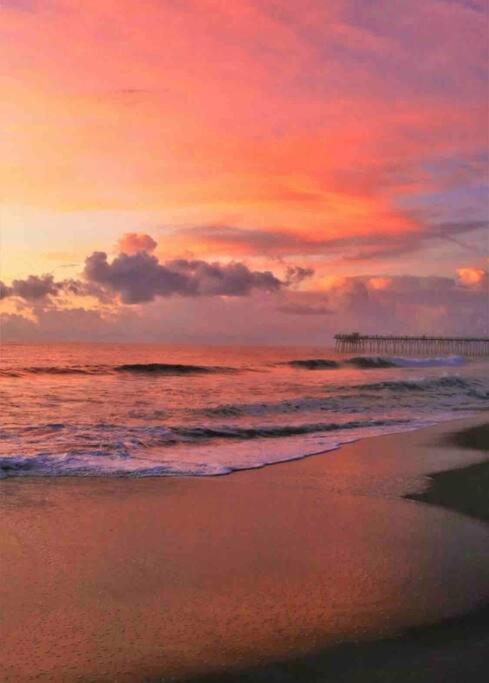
[1,417,488,682]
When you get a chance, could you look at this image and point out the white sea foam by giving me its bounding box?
[388,355,465,368]
[0,415,459,479]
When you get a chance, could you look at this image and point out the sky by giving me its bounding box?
[1,0,488,343]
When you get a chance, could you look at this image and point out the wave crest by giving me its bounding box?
[25,366,103,375]
[284,355,466,370]
[357,375,488,396]
[384,355,465,368]
[346,356,397,368]
[287,359,340,370]
[174,418,407,441]
[0,363,237,377]
[0,417,410,478]
[114,363,234,375]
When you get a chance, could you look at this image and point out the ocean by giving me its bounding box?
[1,343,488,478]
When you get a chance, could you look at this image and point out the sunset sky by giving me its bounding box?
[1,0,488,343]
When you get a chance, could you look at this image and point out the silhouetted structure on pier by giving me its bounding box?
[334,333,489,356]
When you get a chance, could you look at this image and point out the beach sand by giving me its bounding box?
[1,416,488,682]
[192,419,489,683]
[407,423,489,523]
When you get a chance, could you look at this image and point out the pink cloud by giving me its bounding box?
[117,232,157,255]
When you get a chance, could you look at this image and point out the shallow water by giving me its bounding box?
[1,422,489,681]
[1,343,488,477]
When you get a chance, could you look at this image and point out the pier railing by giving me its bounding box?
[334,334,489,356]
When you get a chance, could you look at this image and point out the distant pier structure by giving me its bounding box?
[334,333,489,357]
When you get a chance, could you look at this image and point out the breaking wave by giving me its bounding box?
[0,417,409,446]
[0,363,238,377]
[25,366,105,375]
[347,355,465,369]
[0,452,229,478]
[173,418,408,441]
[114,363,235,375]
[383,355,465,368]
[0,355,468,378]
[1,344,487,480]
[0,370,21,378]
[201,395,367,418]
[285,355,466,370]
[287,359,340,369]
[357,375,489,398]
[346,356,398,368]
[0,417,411,479]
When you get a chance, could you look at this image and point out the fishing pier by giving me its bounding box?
[334,334,489,356]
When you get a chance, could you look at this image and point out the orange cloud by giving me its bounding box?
[117,233,157,255]
[456,267,488,289]
[368,277,392,291]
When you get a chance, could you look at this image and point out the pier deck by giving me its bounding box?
[334,334,489,356]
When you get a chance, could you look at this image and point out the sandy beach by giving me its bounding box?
[3,0,489,679]
[1,416,488,682]
[407,423,489,523]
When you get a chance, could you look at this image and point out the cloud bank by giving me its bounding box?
[83,251,282,303]
[0,275,60,301]
[1,235,287,307]
[1,233,487,343]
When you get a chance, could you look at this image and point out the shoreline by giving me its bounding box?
[1,416,488,682]
[182,418,489,683]
[0,412,484,482]
[182,602,489,683]
[406,423,489,522]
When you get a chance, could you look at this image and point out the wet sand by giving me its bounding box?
[190,419,489,683]
[1,417,488,682]
[407,423,489,522]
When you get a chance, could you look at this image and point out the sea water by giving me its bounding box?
[1,343,488,478]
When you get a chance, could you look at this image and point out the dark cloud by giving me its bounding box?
[9,274,60,301]
[1,275,116,305]
[283,265,314,287]
[2,269,488,343]
[1,248,283,306]
[0,282,11,300]
[2,230,486,343]
[83,251,281,303]
[168,258,282,296]
[60,278,116,303]
[83,251,186,303]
